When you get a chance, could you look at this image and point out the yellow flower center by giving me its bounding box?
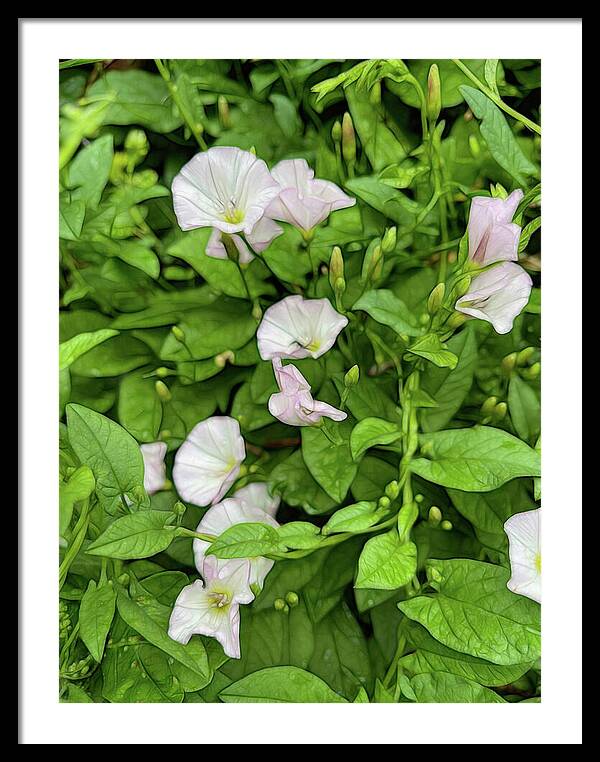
[305,338,321,353]
[208,591,231,609]
[223,208,245,224]
[535,553,542,574]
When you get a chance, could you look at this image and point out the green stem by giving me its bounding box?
[59,499,91,589]
[154,59,208,150]
[452,59,541,135]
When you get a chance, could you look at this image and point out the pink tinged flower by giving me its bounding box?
[268,358,347,427]
[257,295,348,360]
[168,559,254,658]
[140,442,168,496]
[171,146,281,236]
[455,262,533,335]
[504,508,541,604]
[205,216,283,264]
[266,158,356,234]
[468,189,524,265]
[193,497,279,591]
[173,416,245,507]
[234,482,280,519]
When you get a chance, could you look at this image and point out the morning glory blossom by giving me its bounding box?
[168,558,254,658]
[455,261,533,335]
[268,358,347,427]
[205,216,283,264]
[193,496,280,591]
[171,146,281,236]
[140,442,167,496]
[257,295,348,360]
[172,416,245,507]
[467,190,523,266]
[504,508,541,604]
[266,158,356,235]
[234,482,280,519]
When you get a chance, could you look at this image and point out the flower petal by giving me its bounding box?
[233,482,280,518]
[140,442,167,496]
[504,508,541,603]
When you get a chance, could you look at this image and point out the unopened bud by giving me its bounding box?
[480,396,498,417]
[155,380,171,402]
[342,112,356,164]
[490,183,508,199]
[446,312,468,330]
[331,120,342,144]
[502,353,518,376]
[248,464,259,474]
[441,520,453,531]
[159,429,172,440]
[117,573,130,586]
[171,325,186,342]
[173,501,186,517]
[427,64,442,123]
[124,129,149,169]
[215,350,234,368]
[415,494,424,503]
[385,480,400,501]
[517,347,536,366]
[454,275,472,298]
[468,134,481,157]
[427,282,446,316]
[252,303,263,321]
[274,598,286,611]
[217,95,231,129]
[428,506,442,526]
[285,591,299,607]
[492,402,508,422]
[419,313,430,326]
[334,277,346,296]
[329,246,344,290]
[378,496,391,510]
[381,226,397,254]
[156,366,170,378]
[523,362,541,380]
[344,365,360,388]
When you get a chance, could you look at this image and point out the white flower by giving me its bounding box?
[467,190,524,265]
[206,216,283,264]
[171,146,281,236]
[193,496,279,591]
[168,559,253,658]
[173,416,245,507]
[140,442,168,496]
[234,482,280,519]
[257,295,348,360]
[268,358,347,426]
[266,158,356,235]
[504,508,541,603]
[455,261,533,335]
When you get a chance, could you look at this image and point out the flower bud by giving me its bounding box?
[523,362,541,380]
[427,64,442,124]
[419,313,430,326]
[446,312,469,330]
[156,366,171,378]
[517,347,536,366]
[480,396,498,417]
[274,598,286,612]
[173,501,187,517]
[415,494,424,503]
[124,129,149,169]
[159,429,171,440]
[428,506,442,526]
[285,591,299,607]
[215,350,235,368]
[501,352,518,376]
[385,480,400,501]
[427,282,446,316]
[378,496,391,510]
[492,402,507,422]
[381,226,397,254]
[440,520,453,531]
[248,464,259,474]
[252,303,263,321]
[155,380,171,402]
[454,274,472,298]
[468,134,481,157]
[329,246,344,291]
[344,364,360,388]
[109,152,128,184]
[171,325,185,342]
[117,573,130,586]
[331,119,342,144]
[217,95,231,129]
[342,112,356,164]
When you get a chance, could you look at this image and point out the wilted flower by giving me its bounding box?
[455,261,532,335]
[168,558,254,658]
[193,497,279,590]
[467,190,523,265]
[172,416,245,507]
[234,482,280,519]
[140,442,167,496]
[171,146,281,235]
[266,158,355,235]
[268,358,347,427]
[257,295,348,360]
[504,508,541,604]
[206,216,283,264]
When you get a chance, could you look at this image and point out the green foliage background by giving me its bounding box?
[59,58,541,703]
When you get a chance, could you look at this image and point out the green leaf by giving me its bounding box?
[399,558,540,666]
[332,374,401,422]
[219,666,347,703]
[346,83,408,169]
[102,642,184,703]
[408,334,458,369]
[207,522,285,559]
[87,511,178,559]
[508,373,540,444]
[276,522,322,550]
[79,580,116,662]
[410,672,506,703]
[518,216,541,254]
[411,425,541,491]
[353,289,421,336]
[351,455,397,501]
[420,326,478,432]
[59,329,119,371]
[355,530,417,590]
[117,371,163,443]
[322,501,382,535]
[459,86,538,184]
[67,133,114,208]
[350,417,402,460]
[59,197,86,240]
[270,450,336,515]
[66,404,145,513]
[59,465,95,536]
[301,420,357,502]
[69,334,152,378]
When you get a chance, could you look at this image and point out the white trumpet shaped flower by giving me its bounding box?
[504,508,541,604]
[467,190,524,266]
[193,496,279,591]
[171,146,281,236]
[205,215,283,264]
[257,295,348,360]
[168,558,254,658]
[140,442,168,496]
[173,416,245,507]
